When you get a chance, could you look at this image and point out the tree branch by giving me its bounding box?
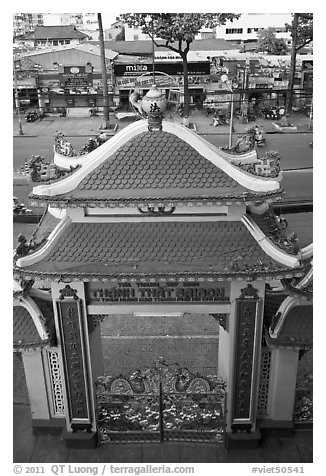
[146,31,181,54]
[296,38,313,52]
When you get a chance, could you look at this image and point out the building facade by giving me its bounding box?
[14,45,117,114]
[215,13,293,45]
[13,13,44,38]
[22,25,91,49]
[13,39,313,116]
[13,90,312,449]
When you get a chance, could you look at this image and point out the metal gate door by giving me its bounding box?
[96,357,226,444]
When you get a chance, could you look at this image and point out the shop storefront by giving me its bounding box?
[13,71,39,110]
[113,61,210,109]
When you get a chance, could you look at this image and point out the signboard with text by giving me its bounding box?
[114,61,210,77]
[56,298,92,428]
[59,66,93,91]
[87,280,230,305]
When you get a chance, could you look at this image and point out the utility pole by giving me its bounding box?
[97,13,110,129]
[13,65,24,135]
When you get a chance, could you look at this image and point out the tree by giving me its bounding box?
[284,13,313,118]
[97,13,110,128]
[115,27,125,41]
[257,28,288,55]
[119,13,240,122]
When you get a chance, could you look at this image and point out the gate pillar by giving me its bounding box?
[225,281,265,448]
[267,346,299,425]
[21,349,51,421]
[51,282,98,448]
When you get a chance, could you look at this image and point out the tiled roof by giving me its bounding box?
[23,25,89,40]
[13,306,46,348]
[17,221,297,279]
[263,291,287,328]
[268,304,313,347]
[54,131,267,203]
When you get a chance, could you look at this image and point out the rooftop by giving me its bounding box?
[89,38,239,55]
[13,305,48,349]
[14,220,304,281]
[22,25,90,40]
[29,121,283,207]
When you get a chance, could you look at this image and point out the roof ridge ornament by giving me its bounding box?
[135,84,167,132]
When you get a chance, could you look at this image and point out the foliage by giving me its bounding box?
[285,13,313,52]
[115,26,125,42]
[257,28,288,55]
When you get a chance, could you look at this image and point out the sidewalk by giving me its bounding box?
[14,404,312,464]
[13,110,312,139]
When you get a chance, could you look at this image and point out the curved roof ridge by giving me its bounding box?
[162,121,281,193]
[13,295,49,342]
[32,120,149,197]
[16,214,72,269]
[32,119,281,201]
[241,214,301,268]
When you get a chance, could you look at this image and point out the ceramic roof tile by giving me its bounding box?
[69,131,248,200]
[22,221,294,278]
[13,306,44,348]
[268,305,313,347]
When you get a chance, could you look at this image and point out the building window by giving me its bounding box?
[64,40,70,44]
[53,40,58,46]
[247,28,259,34]
[226,28,243,34]
[133,35,139,40]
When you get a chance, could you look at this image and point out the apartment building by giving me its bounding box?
[13,13,44,38]
[216,13,293,44]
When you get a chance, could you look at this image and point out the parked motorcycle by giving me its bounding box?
[89,107,98,117]
[25,111,39,122]
[261,107,284,121]
[212,112,230,126]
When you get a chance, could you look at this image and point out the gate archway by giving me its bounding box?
[96,357,226,444]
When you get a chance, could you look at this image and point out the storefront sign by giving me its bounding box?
[59,66,93,90]
[16,77,37,88]
[56,296,92,428]
[87,280,230,304]
[117,74,207,90]
[114,61,210,77]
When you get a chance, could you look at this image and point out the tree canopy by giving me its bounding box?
[285,13,313,52]
[257,28,288,55]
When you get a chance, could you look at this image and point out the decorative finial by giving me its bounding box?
[141,85,167,131]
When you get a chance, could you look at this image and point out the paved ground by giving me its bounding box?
[13,404,313,464]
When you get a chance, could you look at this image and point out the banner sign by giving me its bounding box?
[59,66,93,90]
[56,298,92,428]
[114,61,210,77]
[116,74,208,90]
[87,280,230,304]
